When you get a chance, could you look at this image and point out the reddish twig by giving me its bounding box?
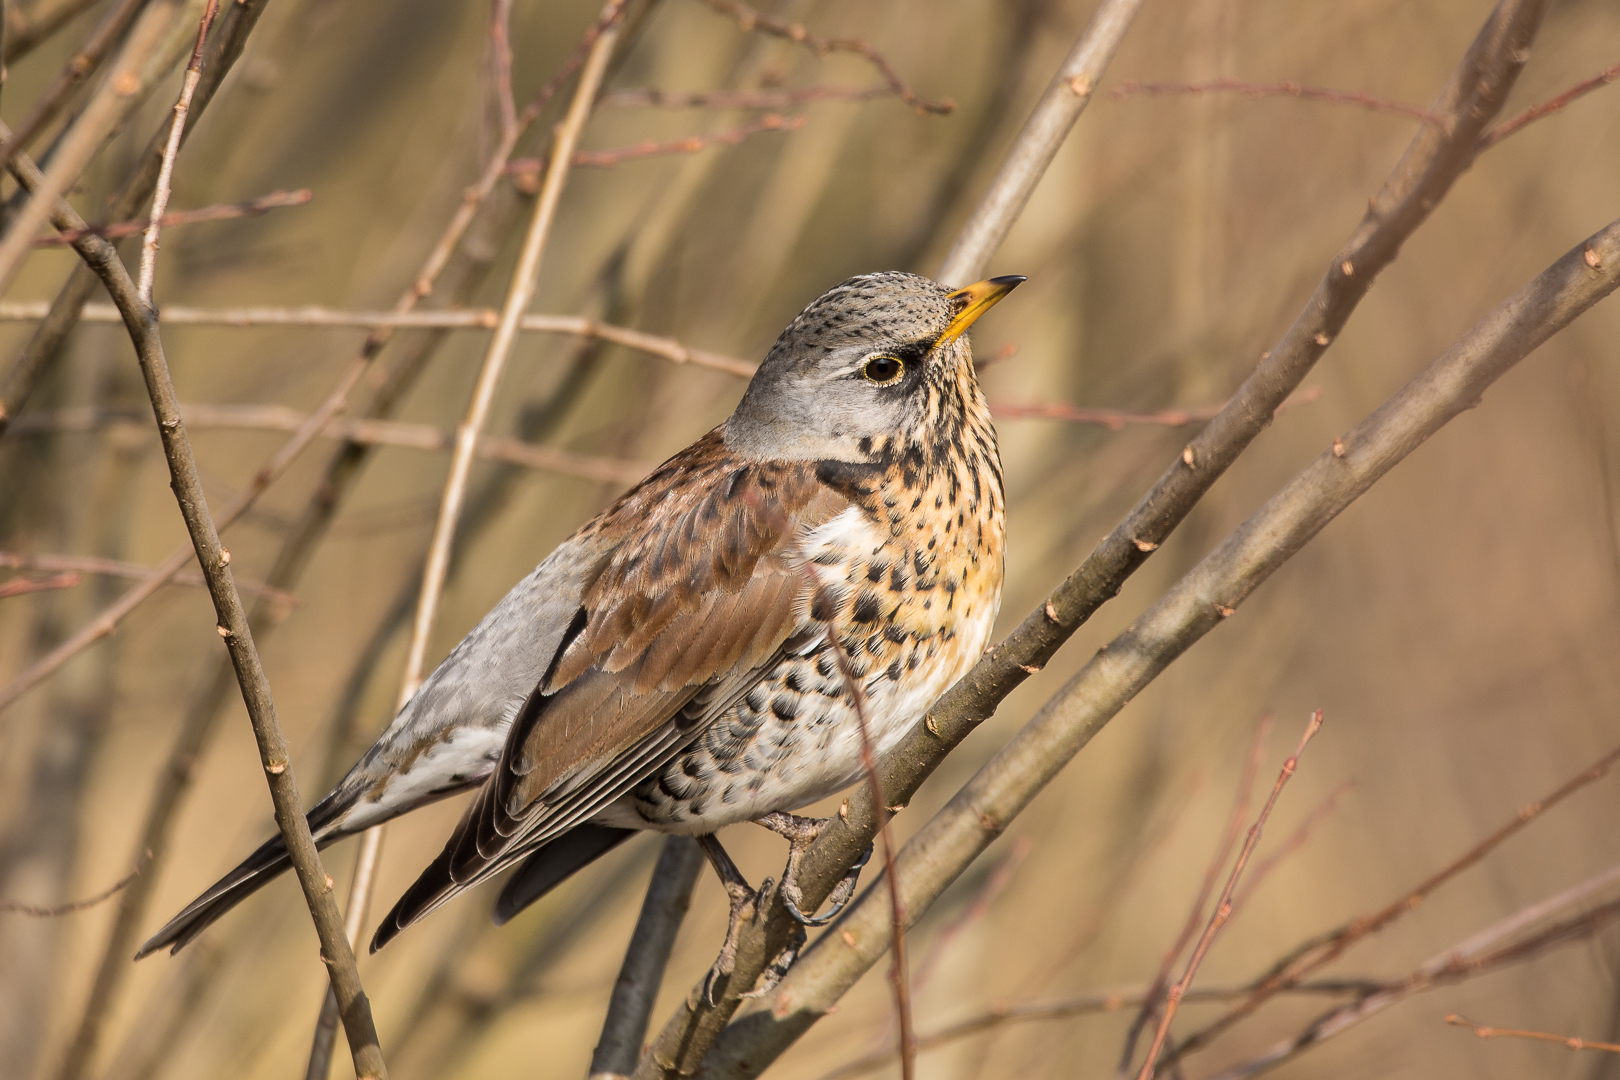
[1446,1014,1620,1053]
[1230,781,1353,913]
[602,84,891,109]
[139,0,222,304]
[808,563,915,1080]
[1135,711,1325,1080]
[1111,78,1445,127]
[1166,738,1620,1066]
[507,114,806,185]
[1119,717,1272,1073]
[994,386,1323,430]
[0,571,81,598]
[0,853,149,916]
[489,0,518,141]
[0,551,299,607]
[1478,61,1620,147]
[700,0,953,115]
[35,189,310,247]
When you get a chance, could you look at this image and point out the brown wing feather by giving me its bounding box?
[372,432,848,949]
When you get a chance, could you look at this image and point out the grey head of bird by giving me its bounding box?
[723,270,1024,464]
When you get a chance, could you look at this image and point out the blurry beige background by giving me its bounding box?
[1,0,1618,1078]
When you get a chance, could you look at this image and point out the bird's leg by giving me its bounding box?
[754,810,873,927]
[696,833,770,1005]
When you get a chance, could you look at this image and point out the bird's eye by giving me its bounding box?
[862,355,905,384]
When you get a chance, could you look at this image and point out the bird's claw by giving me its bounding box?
[780,840,872,927]
[702,874,771,1006]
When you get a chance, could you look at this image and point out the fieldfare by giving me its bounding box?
[138,270,1021,994]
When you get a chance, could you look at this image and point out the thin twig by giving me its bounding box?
[1118,718,1271,1074]
[0,302,756,377]
[699,0,952,115]
[812,565,915,1080]
[1478,61,1620,148]
[0,551,299,606]
[1203,867,1620,1079]
[4,0,106,63]
[1228,780,1352,913]
[0,854,148,916]
[1134,711,1324,1080]
[1446,1014,1620,1054]
[602,84,890,109]
[0,571,81,598]
[505,113,806,184]
[1110,78,1445,126]
[36,189,310,246]
[138,0,220,304]
[1167,735,1620,1065]
[489,0,517,142]
[993,386,1323,429]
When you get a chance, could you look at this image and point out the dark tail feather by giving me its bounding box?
[135,797,353,960]
[493,825,636,925]
[370,825,636,953]
[134,832,295,960]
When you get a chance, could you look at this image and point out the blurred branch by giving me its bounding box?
[33,190,312,246]
[0,551,299,607]
[0,0,271,438]
[3,0,103,63]
[506,113,806,183]
[936,0,1146,285]
[1446,1014,1620,1054]
[1110,79,1445,126]
[1479,60,1620,148]
[0,0,153,170]
[701,160,1611,1080]
[0,854,147,916]
[8,84,389,1080]
[1229,781,1352,913]
[991,386,1323,430]
[1134,712,1324,1080]
[1119,718,1271,1074]
[138,0,220,303]
[1167,736,1620,1064]
[0,303,756,376]
[1204,866,1620,1079]
[602,84,889,109]
[8,403,650,483]
[0,0,196,300]
[589,838,705,1080]
[0,570,80,598]
[698,0,952,115]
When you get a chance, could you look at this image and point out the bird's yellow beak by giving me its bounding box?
[938,275,1026,346]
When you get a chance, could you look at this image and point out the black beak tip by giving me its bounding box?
[988,274,1027,289]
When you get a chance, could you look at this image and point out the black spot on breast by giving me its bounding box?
[771,695,798,721]
[886,660,902,681]
[851,591,883,624]
[867,560,888,583]
[810,586,839,622]
[889,563,909,592]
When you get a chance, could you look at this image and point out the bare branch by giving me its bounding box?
[138,0,220,304]
[936,0,1148,285]
[0,571,81,598]
[506,113,807,183]
[1479,61,1620,148]
[1110,78,1445,126]
[0,303,756,377]
[34,189,311,247]
[0,855,148,917]
[601,85,891,109]
[1134,712,1324,1080]
[699,0,953,115]
[589,838,705,1080]
[0,551,299,607]
[1446,1014,1620,1054]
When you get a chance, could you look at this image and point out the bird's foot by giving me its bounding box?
[755,811,872,927]
[697,834,769,1006]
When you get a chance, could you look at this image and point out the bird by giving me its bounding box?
[137,270,1021,995]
